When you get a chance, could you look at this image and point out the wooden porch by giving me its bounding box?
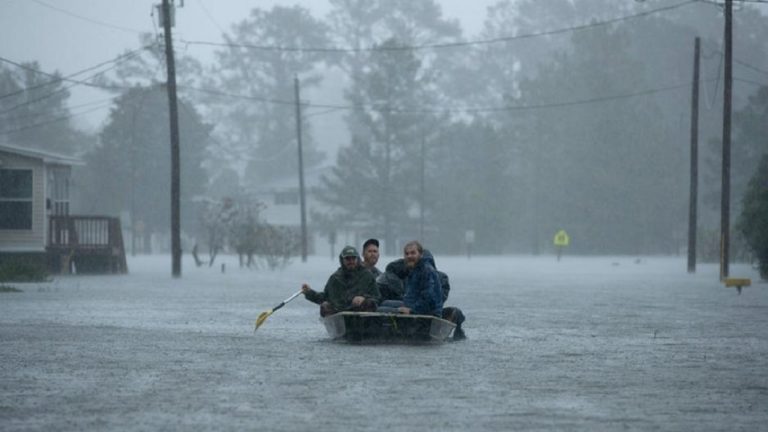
[47,215,128,274]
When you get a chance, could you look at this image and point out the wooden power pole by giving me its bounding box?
[720,0,733,280]
[161,0,182,277]
[294,77,308,262]
[687,37,700,274]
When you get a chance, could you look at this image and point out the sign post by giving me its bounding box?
[553,229,570,261]
[465,230,475,259]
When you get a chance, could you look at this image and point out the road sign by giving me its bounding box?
[553,230,570,247]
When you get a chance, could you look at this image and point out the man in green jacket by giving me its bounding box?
[301,245,381,317]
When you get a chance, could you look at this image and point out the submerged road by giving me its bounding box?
[1,255,766,431]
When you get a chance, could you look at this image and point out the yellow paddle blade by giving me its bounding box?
[253,290,302,332]
[254,310,273,331]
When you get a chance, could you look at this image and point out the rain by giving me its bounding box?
[1,1,767,430]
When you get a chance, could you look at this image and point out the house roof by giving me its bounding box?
[248,163,334,193]
[0,143,84,166]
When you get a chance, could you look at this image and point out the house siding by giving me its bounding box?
[0,151,46,252]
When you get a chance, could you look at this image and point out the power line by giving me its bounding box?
[697,0,768,4]
[9,96,115,123]
[179,84,347,109]
[735,77,768,87]
[181,81,694,115]
[29,0,145,34]
[8,75,764,137]
[192,0,227,35]
[0,83,157,135]
[0,45,158,101]
[734,58,768,76]
[0,101,112,136]
[181,0,698,53]
[0,49,150,115]
[411,83,694,114]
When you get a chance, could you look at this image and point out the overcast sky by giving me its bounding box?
[0,0,498,131]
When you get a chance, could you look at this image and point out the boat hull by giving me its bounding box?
[322,311,456,343]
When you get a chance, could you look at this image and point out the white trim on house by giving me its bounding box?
[0,144,82,253]
[0,143,84,167]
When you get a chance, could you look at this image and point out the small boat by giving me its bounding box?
[322,311,456,344]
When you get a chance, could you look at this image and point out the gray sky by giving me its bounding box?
[0,0,497,131]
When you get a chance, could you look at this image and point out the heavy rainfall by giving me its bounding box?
[1,0,767,431]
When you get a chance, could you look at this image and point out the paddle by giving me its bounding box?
[254,290,303,331]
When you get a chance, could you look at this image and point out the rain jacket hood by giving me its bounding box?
[403,252,443,317]
[422,249,436,269]
[380,250,450,303]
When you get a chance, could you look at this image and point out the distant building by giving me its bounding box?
[246,164,366,260]
[0,144,126,274]
[0,144,80,255]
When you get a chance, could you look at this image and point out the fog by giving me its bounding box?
[1,0,767,258]
[0,0,489,133]
[3,3,768,430]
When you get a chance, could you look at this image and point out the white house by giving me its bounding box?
[0,144,126,274]
[0,144,80,252]
[247,164,369,260]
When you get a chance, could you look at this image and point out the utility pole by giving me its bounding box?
[688,37,700,274]
[383,111,393,256]
[720,0,733,280]
[419,134,425,242]
[294,77,308,263]
[532,116,543,256]
[161,0,182,277]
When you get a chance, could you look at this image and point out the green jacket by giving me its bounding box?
[305,265,381,311]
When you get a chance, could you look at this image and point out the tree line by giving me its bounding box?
[1,0,766,259]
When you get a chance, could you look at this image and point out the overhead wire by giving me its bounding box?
[180,0,699,53]
[0,83,159,136]
[734,58,768,76]
[5,0,766,135]
[696,0,768,4]
[0,44,158,101]
[0,56,135,117]
[735,77,768,87]
[1,101,112,136]
[29,0,145,34]
[193,0,227,35]
[180,81,695,115]
[0,47,155,116]
[6,60,761,138]
[9,96,116,123]
[8,74,762,138]
[699,39,768,109]
[700,42,725,110]
[0,47,161,134]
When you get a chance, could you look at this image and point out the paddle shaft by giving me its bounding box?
[270,290,303,313]
[255,290,304,331]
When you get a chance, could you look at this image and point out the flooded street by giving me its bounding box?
[1,255,767,431]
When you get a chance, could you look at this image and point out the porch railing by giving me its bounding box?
[48,215,127,273]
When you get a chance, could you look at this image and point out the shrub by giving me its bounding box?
[0,262,48,282]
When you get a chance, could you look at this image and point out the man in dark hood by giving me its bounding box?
[376,247,466,340]
[400,241,443,317]
[301,245,381,317]
[378,240,443,317]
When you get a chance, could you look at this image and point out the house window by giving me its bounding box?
[0,169,33,229]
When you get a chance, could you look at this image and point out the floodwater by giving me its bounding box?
[1,255,766,431]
